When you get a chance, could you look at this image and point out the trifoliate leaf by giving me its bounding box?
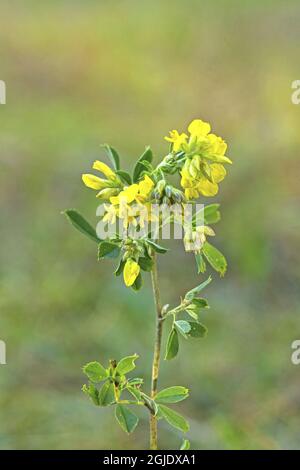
[115,404,139,434]
[155,386,189,404]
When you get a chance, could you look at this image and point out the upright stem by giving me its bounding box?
[149,252,163,450]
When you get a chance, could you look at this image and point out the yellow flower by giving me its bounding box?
[165,130,188,152]
[93,160,117,180]
[188,119,211,140]
[102,204,118,224]
[196,178,218,197]
[210,164,226,183]
[110,175,154,205]
[82,160,120,194]
[123,258,140,287]
[82,174,109,190]
[207,134,227,156]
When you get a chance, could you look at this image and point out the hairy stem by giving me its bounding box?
[149,252,163,450]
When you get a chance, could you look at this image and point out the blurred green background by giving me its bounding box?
[1,0,300,450]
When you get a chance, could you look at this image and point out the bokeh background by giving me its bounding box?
[1,0,300,450]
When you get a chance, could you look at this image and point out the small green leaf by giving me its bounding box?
[127,385,142,401]
[98,241,120,259]
[165,329,179,360]
[146,239,168,253]
[140,392,158,416]
[158,404,189,433]
[116,354,139,376]
[202,241,227,276]
[127,377,144,386]
[138,257,153,272]
[185,276,212,301]
[82,361,108,383]
[131,272,143,291]
[155,386,189,404]
[82,383,100,406]
[102,144,120,170]
[175,320,191,339]
[98,380,115,406]
[204,203,221,225]
[187,321,207,338]
[191,298,209,308]
[186,298,209,319]
[115,404,139,434]
[195,253,206,274]
[180,439,191,450]
[63,209,100,243]
[133,146,153,182]
[115,170,132,185]
[114,258,125,276]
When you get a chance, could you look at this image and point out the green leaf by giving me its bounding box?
[146,239,168,253]
[127,385,142,401]
[180,439,191,450]
[158,404,189,433]
[131,272,143,291]
[114,258,125,276]
[185,298,209,319]
[82,361,108,383]
[138,257,153,272]
[133,146,153,182]
[165,329,179,360]
[187,321,207,338]
[102,144,120,170]
[185,276,212,301]
[202,241,227,276]
[98,380,115,406]
[204,204,221,225]
[140,392,158,416]
[155,386,189,404]
[116,354,138,376]
[82,383,100,406]
[115,170,132,185]
[195,253,206,274]
[175,320,191,339]
[63,209,100,243]
[98,241,120,260]
[115,404,139,434]
[127,377,144,386]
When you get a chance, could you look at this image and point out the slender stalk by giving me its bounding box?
[149,252,163,450]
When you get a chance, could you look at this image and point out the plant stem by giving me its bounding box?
[149,252,163,450]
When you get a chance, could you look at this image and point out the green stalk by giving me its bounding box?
[149,252,163,450]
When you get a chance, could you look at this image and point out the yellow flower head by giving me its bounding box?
[82,160,120,194]
[123,258,140,287]
[165,130,188,152]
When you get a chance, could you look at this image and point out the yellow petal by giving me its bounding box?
[123,259,140,287]
[210,164,226,183]
[197,178,219,197]
[93,160,116,179]
[188,119,211,138]
[185,188,199,200]
[96,188,119,199]
[122,184,139,203]
[82,174,108,190]
[138,175,154,196]
[165,130,188,151]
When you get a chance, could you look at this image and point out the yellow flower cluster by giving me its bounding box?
[165,119,232,199]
